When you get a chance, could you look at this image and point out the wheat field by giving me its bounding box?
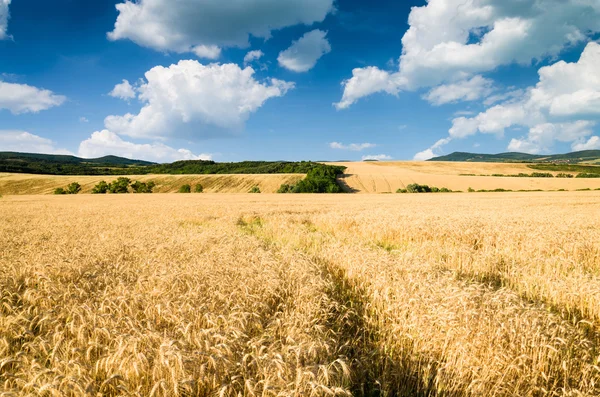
[1,193,600,396]
[0,173,305,195]
[332,162,600,193]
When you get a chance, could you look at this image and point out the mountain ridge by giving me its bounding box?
[428,150,600,164]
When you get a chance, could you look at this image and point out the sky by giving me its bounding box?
[1,0,600,163]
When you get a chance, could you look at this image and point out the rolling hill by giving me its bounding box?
[0,152,155,166]
[429,150,600,163]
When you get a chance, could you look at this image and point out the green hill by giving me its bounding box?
[429,150,600,164]
[0,152,345,177]
[0,152,155,166]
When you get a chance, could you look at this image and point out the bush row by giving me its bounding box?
[396,184,454,193]
[54,182,82,195]
[92,178,156,194]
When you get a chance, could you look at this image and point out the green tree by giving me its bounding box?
[131,181,156,193]
[249,186,261,193]
[66,182,82,195]
[194,184,204,193]
[179,184,191,193]
[92,181,109,194]
[54,187,66,195]
[277,184,294,193]
[109,177,131,193]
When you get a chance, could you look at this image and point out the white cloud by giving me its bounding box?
[454,110,476,117]
[413,149,436,161]
[337,0,600,108]
[419,42,600,155]
[424,75,494,106]
[329,142,376,151]
[108,0,334,55]
[244,50,264,65]
[335,67,404,110]
[572,136,600,151]
[0,130,72,154]
[79,117,89,123]
[507,121,596,154]
[413,137,451,160]
[192,45,221,60]
[109,79,136,100]
[278,29,331,72]
[0,0,10,40]
[483,88,525,106]
[362,154,392,161]
[104,60,294,140]
[78,130,212,163]
[0,80,66,114]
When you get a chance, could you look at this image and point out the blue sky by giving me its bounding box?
[1,0,600,162]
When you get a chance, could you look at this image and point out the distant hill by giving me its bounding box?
[0,152,155,166]
[429,150,600,164]
[0,151,346,177]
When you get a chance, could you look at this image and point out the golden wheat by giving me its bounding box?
[1,192,599,396]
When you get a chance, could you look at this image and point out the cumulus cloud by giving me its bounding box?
[192,45,221,60]
[416,42,600,157]
[337,0,600,108]
[507,121,596,154]
[0,130,72,154]
[104,60,294,140]
[362,154,392,161]
[109,79,136,100]
[413,137,451,160]
[278,29,331,72]
[329,142,376,151]
[0,80,66,114]
[335,67,404,110]
[108,0,334,55]
[78,130,211,163]
[244,50,264,65]
[0,0,10,40]
[423,76,494,106]
[413,149,436,161]
[572,136,600,151]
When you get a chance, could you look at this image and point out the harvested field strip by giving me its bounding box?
[331,162,600,193]
[0,173,305,195]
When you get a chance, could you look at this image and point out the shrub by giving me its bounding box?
[66,182,81,195]
[249,186,261,193]
[406,184,432,193]
[194,184,204,193]
[556,173,574,178]
[131,181,156,193]
[54,187,66,195]
[109,177,131,193]
[529,172,554,178]
[396,184,453,193]
[277,184,294,193]
[179,184,191,193]
[468,187,475,192]
[92,181,109,194]
[576,173,600,178]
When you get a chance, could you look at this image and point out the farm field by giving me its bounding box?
[0,173,305,195]
[333,161,600,193]
[1,193,600,396]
